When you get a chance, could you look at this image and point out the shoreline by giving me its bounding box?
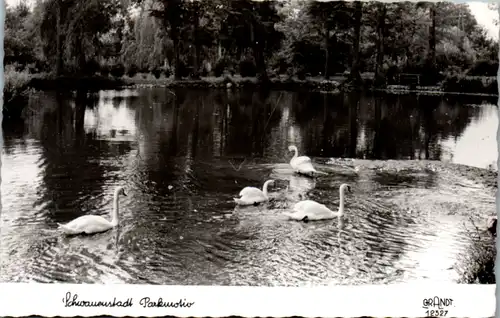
[21,74,500,96]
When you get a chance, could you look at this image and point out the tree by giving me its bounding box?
[37,0,118,74]
[349,1,363,84]
[4,1,37,67]
[221,0,284,81]
[306,0,351,79]
[374,3,386,87]
[144,0,186,80]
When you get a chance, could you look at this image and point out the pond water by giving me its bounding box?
[1,88,497,285]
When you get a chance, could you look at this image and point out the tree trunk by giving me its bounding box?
[323,21,330,80]
[172,27,182,80]
[349,1,362,84]
[428,5,436,67]
[251,23,269,83]
[425,3,437,85]
[374,3,386,87]
[78,33,86,73]
[191,12,201,80]
[56,0,63,76]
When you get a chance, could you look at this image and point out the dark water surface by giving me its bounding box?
[1,88,497,285]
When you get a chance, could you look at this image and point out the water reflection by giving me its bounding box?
[1,88,496,285]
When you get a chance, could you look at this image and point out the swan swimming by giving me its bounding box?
[57,186,127,235]
[487,216,497,236]
[284,183,351,222]
[288,145,324,177]
[234,180,275,206]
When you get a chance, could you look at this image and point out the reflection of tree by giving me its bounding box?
[286,91,485,161]
[371,95,382,158]
[361,94,480,160]
[290,92,352,158]
[223,90,283,157]
[347,93,359,158]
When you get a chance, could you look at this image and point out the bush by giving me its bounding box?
[456,218,496,284]
[214,59,226,77]
[152,68,162,79]
[442,75,498,95]
[467,60,499,77]
[4,66,32,101]
[83,60,100,76]
[100,65,110,77]
[110,63,125,78]
[296,67,306,80]
[127,64,139,78]
[163,68,172,78]
[3,66,33,117]
[239,57,257,77]
[179,60,190,78]
[200,64,209,77]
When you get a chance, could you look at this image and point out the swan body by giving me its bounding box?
[58,186,127,235]
[288,145,323,177]
[284,183,351,222]
[234,180,274,206]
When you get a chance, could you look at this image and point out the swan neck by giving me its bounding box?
[338,188,345,216]
[292,147,298,159]
[262,181,272,196]
[111,192,120,225]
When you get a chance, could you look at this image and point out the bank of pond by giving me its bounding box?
[3,70,498,120]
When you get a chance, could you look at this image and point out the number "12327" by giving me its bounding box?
[425,309,448,316]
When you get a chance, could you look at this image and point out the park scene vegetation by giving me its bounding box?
[4,0,499,107]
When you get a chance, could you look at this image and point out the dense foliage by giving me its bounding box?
[5,0,499,84]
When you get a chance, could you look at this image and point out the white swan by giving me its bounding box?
[487,216,497,236]
[234,180,275,206]
[284,183,351,222]
[288,145,324,177]
[57,186,127,235]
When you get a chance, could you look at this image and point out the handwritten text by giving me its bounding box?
[63,292,133,308]
[139,297,195,308]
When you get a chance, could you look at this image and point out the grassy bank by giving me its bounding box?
[122,74,344,91]
[6,68,498,95]
[116,72,500,96]
[441,75,498,96]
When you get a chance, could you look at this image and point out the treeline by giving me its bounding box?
[5,0,499,86]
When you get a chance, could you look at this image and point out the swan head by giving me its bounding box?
[288,145,297,152]
[115,186,127,197]
[340,184,351,193]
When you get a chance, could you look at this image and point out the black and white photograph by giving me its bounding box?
[1,0,498,294]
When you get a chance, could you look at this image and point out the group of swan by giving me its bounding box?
[234,145,350,223]
[58,145,345,235]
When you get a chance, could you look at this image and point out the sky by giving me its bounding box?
[467,1,498,40]
[3,0,499,41]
